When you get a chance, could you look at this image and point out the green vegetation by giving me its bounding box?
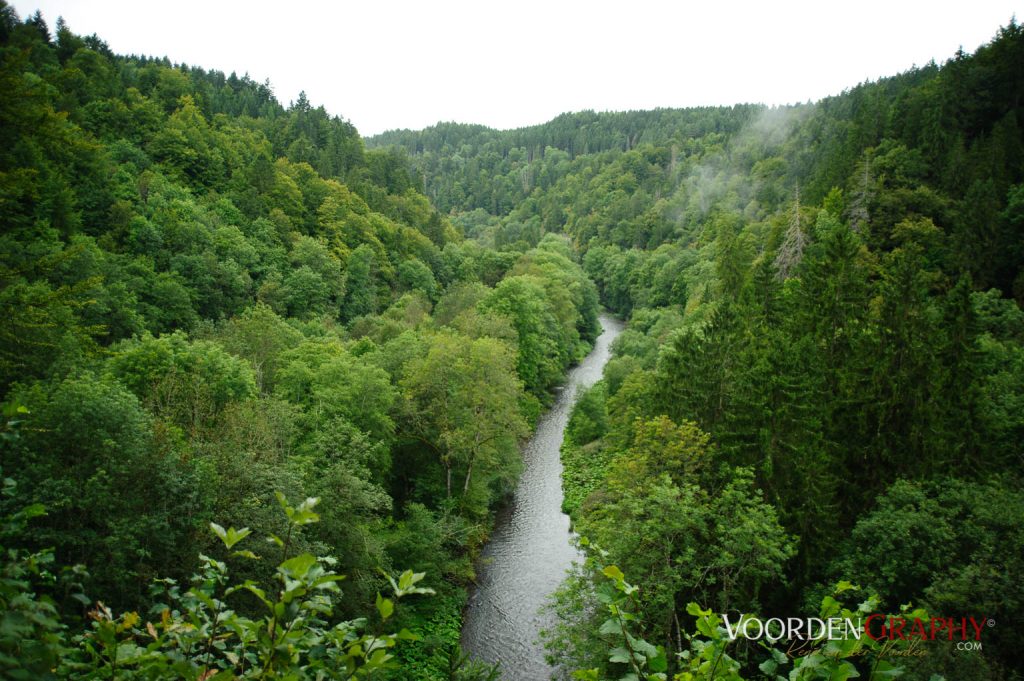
[374,19,1024,681]
[0,4,596,678]
[3,2,1024,678]
[0,467,435,679]
[556,560,926,681]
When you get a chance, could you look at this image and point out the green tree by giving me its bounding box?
[342,244,377,321]
[400,332,527,507]
[8,374,202,609]
[214,303,303,392]
[479,275,564,396]
[108,331,256,434]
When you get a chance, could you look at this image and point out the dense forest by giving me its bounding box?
[0,4,599,679]
[370,20,1024,681]
[2,2,1023,679]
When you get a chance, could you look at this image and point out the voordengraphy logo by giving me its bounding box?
[722,614,991,643]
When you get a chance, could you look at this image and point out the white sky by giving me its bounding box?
[12,0,1023,136]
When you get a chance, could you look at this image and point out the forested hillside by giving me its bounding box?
[0,5,599,678]
[371,21,1024,681]
[4,1,1024,679]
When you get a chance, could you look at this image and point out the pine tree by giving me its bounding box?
[774,184,808,279]
[845,152,874,235]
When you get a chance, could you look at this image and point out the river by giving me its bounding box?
[460,313,624,680]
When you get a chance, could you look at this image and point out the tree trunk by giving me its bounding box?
[463,459,474,494]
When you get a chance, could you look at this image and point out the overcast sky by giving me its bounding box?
[12,1,1023,136]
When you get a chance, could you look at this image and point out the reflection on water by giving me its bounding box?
[460,314,624,680]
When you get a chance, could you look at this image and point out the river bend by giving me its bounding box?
[461,313,624,680]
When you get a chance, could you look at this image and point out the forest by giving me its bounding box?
[1,2,1023,679]
[0,4,599,679]
[371,20,1024,681]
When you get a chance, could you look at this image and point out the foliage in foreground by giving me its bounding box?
[1,479,432,679]
[566,559,930,681]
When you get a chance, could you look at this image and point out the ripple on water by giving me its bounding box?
[460,314,625,681]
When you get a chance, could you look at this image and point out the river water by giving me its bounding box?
[460,313,624,680]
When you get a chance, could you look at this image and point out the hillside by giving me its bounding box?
[2,2,1023,679]
[0,5,598,679]
[371,20,1024,680]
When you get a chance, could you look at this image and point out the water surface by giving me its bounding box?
[461,313,624,680]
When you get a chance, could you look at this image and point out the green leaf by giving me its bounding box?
[602,565,625,582]
[376,593,394,621]
[278,553,318,580]
[281,495,321,526]
[820,595,840,618]
[695,616,715,638]
[211,523,252,549]
[226,526,251,548]
[189,588,218,611]
[18,503,46,520]
[648,646,668,672]
[830,661,861,681]
[394,569,432,595]
[686,602,711,617]
[210,522,227,543]
[632,637,658,658]
[311,574,346,589]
